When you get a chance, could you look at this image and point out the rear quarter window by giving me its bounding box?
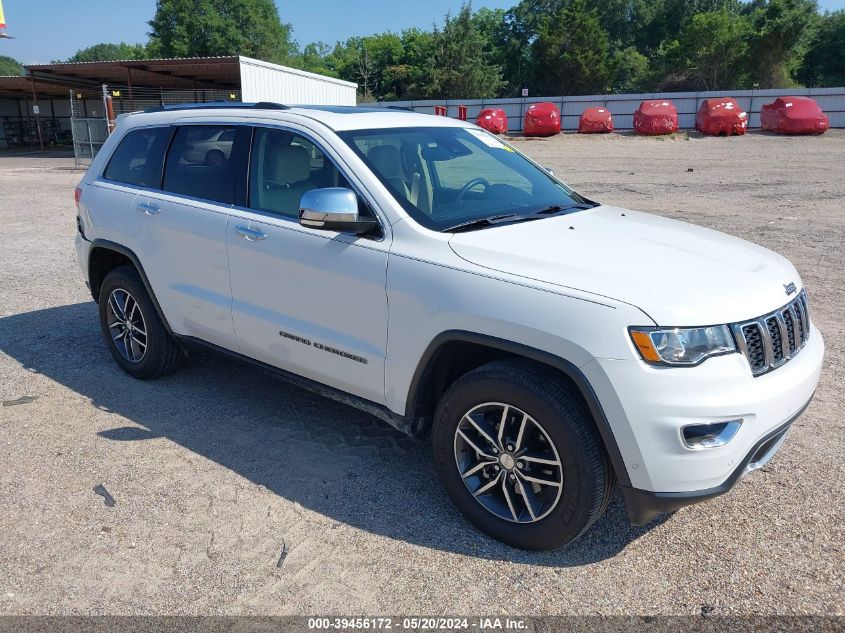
[162,125,240,204]
[103,127,171,188]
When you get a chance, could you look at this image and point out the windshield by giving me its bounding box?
[338,126,592,231]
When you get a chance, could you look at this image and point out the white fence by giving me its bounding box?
[376,87,845,131]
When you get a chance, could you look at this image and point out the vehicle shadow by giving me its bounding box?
[0,302,669,566]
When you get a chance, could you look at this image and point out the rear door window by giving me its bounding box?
[162,125,241,204]
[103,126,171,188]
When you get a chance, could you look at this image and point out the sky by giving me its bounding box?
[1,0,844,65]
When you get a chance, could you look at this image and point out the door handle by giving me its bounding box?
[234,225,267,241]
[137,201,161,215]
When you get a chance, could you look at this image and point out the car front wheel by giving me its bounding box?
[432,359,614,550]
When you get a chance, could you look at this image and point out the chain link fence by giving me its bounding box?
[106,85,241,115]
[69,85,242,167]
[69,88,109,168]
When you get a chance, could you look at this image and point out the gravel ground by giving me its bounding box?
[0,132,843,616]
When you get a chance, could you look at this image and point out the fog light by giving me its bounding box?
[682,419,743,449]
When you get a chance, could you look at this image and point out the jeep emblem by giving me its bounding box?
[784,282,797,296]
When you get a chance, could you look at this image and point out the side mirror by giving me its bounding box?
[299,187,378,235]
[543,166,555,176]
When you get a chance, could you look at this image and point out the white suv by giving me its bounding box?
[74,103,824,550]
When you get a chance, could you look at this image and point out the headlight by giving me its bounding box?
[629,325,736,366]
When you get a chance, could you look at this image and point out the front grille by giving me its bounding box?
[732,290,810,377]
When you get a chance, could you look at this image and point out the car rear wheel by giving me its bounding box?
[432,359,614,550]
[98,266,186,379]
[206,149,225,167]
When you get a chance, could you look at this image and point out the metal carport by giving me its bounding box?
[1,56,356,161]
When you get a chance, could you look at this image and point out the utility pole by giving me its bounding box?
[30,76,44,153]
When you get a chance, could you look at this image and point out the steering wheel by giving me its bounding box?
[456,177,490,201]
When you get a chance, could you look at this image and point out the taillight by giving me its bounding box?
[74,186,82,209]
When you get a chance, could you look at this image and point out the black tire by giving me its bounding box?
[206,149,225,167]
[432,359,614,550]
[98,266,186,379]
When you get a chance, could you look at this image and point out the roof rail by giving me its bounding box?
[143,101,290,113]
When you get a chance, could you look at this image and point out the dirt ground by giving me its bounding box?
[0,131,843,616]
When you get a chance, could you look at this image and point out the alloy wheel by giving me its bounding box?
[453,402,563,523]
[106,288,148,363]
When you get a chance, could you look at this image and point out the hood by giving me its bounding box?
[448,206,801,325]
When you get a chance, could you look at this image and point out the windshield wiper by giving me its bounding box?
[531,202,596,215]
[444,214,524,233]
[444,202,598,233]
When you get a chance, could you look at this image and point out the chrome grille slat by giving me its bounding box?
[791,302,804,343]
[773,312,790,361]
[782,308,797,354]
[764,316,784,364]
[734,290,809,377]
[759,319,775,367]
[797,296,810,344]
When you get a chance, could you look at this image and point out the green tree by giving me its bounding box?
[322,39,360,85]
[611,46,650,93]
[325,33,405,100]
[586,0,653,50]
[500,0,562,95]
[745,0,819,88]
[471,7,508,76]
[361,33,405,100]
[532,0,612,95]
[290,0,839,99]
[397,28,438,99]
[296,42,338,78]
[429,4,504,99]
[798,10,845,86]
[673,8,752,89]
[148,0,296,64]
[0,55,23,76]
[65,42,148,63]
[625,0,742,55]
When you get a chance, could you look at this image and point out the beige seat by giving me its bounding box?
[264,145,316,217]
[400,142,433,214]
[368,145,410,200]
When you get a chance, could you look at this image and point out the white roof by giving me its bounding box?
[238,56,357,89]
[126,105,473,133]
[284,106,473,131]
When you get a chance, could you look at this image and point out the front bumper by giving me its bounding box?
[621,395,810,525]
[580,322,823,524]
[587,324,823,490]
